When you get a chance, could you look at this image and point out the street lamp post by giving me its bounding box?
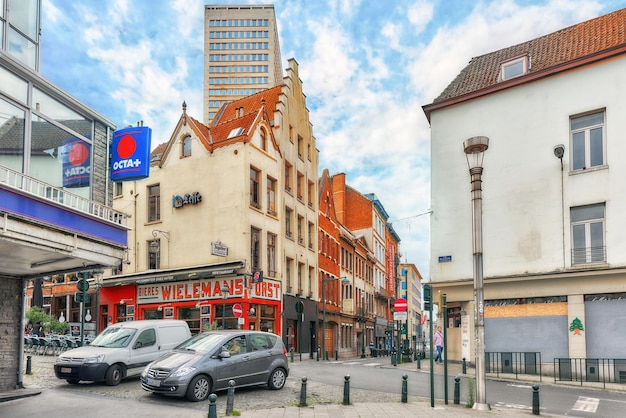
[321,277,348,360]
[360,291,366,358]
[463,136,490,411]
[221,284,229,329]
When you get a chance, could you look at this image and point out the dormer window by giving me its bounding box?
[227,127,244,139]
[500,55,529,81]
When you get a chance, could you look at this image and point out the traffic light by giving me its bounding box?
[423,284,432,311]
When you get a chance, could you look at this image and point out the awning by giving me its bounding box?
[102,260,246,287]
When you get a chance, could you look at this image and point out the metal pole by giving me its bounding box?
[443,293,448,404]
[360,293,366,358]
[322,280,326,361]
[470,164,489,410]
[222,294,226,329]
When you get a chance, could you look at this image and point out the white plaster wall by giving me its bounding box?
[430,56,626,282]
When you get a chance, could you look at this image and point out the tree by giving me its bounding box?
[26,307,69,335]
[569,317,584,335]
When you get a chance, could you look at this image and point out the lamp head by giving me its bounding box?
[554,144,565,159]
[463,136,489,169]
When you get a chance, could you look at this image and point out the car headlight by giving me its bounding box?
[170,366,196,378]
[84,354,106,364]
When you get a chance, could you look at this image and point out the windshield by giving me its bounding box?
[90,327,137,348]
[176,332,226,353]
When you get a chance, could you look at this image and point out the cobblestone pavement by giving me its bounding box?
[16,352,556,417]
[20,353,411,412]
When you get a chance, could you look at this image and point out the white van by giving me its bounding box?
[54,320,191,386]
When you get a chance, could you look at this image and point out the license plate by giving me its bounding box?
[145,378,161,387]
[60,367,72,374]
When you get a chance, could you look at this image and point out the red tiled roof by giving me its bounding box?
[151,87,284,161]
[425,8,626,117]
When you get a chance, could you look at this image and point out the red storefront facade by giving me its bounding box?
[99,263,282,336]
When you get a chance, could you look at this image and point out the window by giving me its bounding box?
[571,203,605,265]
[285,207,293,238]
[251,227,261,270]
[267,232,276,276]
[182,135,192,157]
[286,257,293,293]
[297,135,303,159]
[148,185,160,222]
[307,180,314,208]
[571,111,605,171]
[250,167,260,208]
[297,172,304,201]
[500,56,528,80]
[114,182,123,197]
[297,215,304,245]
[308,221,314,250]
[284,161,292,192]
[266,176,276,214]
[148,239,160,269]
[260,128,267,151]
[297,262,304,294]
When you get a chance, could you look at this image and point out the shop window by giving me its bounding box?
[179,306,200,335]
[447,307,462,328]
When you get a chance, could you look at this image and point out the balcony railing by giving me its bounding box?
[0,165,129,227]
[571,246,606,265]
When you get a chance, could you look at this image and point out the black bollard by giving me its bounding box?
[290,348,294,362]
[226,380,235,415]
[335,350,338,361]
[417,355,421,369]
[454,376,460,404]
[532,383,540,415]
[401,374,408,403]
[462,357,467,374]
[343,375,350,405]
[26,355,32,375]
[207,393,218,418]
[300,376,308,407]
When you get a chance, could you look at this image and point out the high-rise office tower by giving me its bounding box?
[203,4,283,124]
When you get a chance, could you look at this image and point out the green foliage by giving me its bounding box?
[26,307,69,335]
[466,378,475,408]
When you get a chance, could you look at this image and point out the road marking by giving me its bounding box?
[572,396,599,413]
[364,363,381,367]
[507,383,532,389]
[492,401,534,411]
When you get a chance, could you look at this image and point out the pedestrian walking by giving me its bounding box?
[433,326,444,364]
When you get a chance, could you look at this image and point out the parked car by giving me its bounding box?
[54,320,191,386]
[141,330,289,402]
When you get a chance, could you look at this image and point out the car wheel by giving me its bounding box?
[105,364,123,386]
[186,375,211,402]
[66,379,80,385]
[268,368,287,390]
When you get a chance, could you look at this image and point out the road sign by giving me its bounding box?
[74,292,91,303]
[394,298,408,312]
[77,279,89,292]
[393,311,407,321]
[232,303,243,318]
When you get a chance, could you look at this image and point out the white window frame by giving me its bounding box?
[500,56,528,81]
[570,203,605,265]
[570,110,606,172]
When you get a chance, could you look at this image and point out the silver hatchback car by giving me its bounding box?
[140,330,289,402]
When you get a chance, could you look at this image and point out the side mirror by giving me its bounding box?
[134,341,143,349]
[219,350,231,359]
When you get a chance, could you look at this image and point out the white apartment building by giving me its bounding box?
[423,9,626,375]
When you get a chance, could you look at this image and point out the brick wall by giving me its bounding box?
[0,279,23,390]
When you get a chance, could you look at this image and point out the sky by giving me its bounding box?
[41,0,626,281]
